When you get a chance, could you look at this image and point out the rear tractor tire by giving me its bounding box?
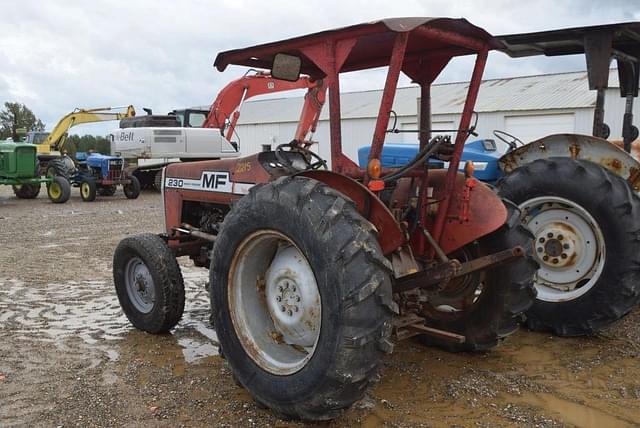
[498,157,640,336]
[46,158,73,178]
[418,201,538,351]
[124,176,141,199]
[113,233,185,333]
[46,176,71,204]
[80,179,97,202]
[12,184,41,199]
[210,176,395,421]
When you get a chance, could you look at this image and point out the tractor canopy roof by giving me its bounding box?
[497,22,640,93]
[497,21,640,59]
[214,17,501,78]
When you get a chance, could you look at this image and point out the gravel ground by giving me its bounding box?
[1,185,640,427]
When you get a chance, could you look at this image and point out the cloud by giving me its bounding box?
[0,0,636,134]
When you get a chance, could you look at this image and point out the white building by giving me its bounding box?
[212,69,637,165]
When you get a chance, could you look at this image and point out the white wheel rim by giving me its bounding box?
[228,230,321,375]
[519,196,605,302]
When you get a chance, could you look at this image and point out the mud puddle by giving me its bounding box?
[0,265,218,365]
[356,328,640,427]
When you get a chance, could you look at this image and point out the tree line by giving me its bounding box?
[0,101,110,155]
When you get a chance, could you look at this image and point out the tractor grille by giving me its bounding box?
[107,160,125,180]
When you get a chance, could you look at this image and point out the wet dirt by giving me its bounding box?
[1,186,640,427]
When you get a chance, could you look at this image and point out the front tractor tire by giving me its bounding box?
[419,201,538,351]
[113,233,185,333]
[498,157,640,336]
[12,184,41,199]
[210,177,395,421]
[80,179,97,202]
[46,176,71,204]
[123,175,141,199]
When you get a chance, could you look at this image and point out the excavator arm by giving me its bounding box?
[45,105,136,152]
[203,72,326,145]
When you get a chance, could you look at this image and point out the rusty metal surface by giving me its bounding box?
[300,170,404,254]
[368,32,409,167]
[499,134,640,192]
[392,313,466,342]
[163,153,278,233]
[423,170,507,255]
[393,245,523,294]
[430,50,488,247]
[214,18,500,75]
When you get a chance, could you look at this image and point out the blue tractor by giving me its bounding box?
[358,136,505,183]
[60,152,141,202]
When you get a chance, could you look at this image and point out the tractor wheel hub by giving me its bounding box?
[521,196,605,302]
[536,226,577,268]
[265,245,320,348]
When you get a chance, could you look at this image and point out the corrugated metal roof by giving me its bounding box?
[197,69,619,125]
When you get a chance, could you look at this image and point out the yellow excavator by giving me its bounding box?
[28,105,136,173]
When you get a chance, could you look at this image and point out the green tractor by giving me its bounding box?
[0,141,70,203]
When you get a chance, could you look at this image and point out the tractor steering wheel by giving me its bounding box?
[493,130,524,152]
[275,143,328,172]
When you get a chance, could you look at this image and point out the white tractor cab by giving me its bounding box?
[494,22,640,336]
[110,108,239,190]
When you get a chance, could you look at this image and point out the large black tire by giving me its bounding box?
[418,201,538,351]
[113,233,185,333]
[12,184,41,199]
[210,176,395,421]
[46,158,74,178]
[498,157,640,336]
[80,179,97,202]
[46,176,71,204]
[123,176,141,199]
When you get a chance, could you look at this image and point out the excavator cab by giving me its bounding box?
[171,109,209,128]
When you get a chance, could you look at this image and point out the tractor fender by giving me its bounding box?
[499,134,640,192]
[426,170,508,255]
[298,170,404,255]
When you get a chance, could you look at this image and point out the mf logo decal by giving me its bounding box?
[201,171,232,192]
[165,171,252,194]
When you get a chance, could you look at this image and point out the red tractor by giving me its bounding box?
[113,18,537,420]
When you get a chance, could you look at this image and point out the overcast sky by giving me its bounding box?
[0,0,638,134]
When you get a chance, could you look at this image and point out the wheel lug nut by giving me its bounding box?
[278,285,283,292]
[294,306,299,312]
[543,255,549,261]
[296,296,301,302]
[547,232,553,238]
[537,247,543,253]
[276,296,282,302]
[552,258,559,264]
[563,243,570,249]
[292,285,297,292]
[287,310,293,316]
[557,234,563,240]
[281,306,286,312]
[561,253,568,259]
[539,237,545,243]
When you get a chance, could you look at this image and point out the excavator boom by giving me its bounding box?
[40,105,136,153]
[203,72,325,144]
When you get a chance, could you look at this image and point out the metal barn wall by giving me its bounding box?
[231,71,639,166]
[234,108,596,164]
